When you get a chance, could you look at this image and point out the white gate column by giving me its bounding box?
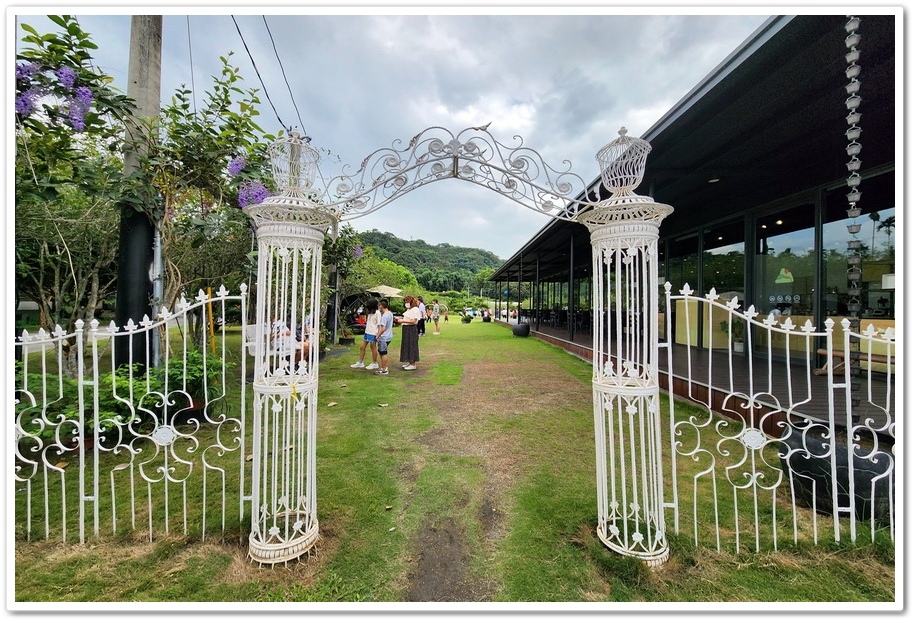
[243,132,328,565]
[578,129,673,566]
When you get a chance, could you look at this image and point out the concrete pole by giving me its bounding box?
[115,16,162,368]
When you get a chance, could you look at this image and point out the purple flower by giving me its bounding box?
[15,93,35,116]
[74,86,93,108]
[352,245,363,258]
[64,88,93,131]
[56,66,77,88]
[68,108,85,131]
[14,87,43,117]
[227,156,247,176]
[238,180,270,207]
[16,61,40,81]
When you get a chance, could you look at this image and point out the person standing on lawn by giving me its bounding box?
[416,296,427,336]
[374,298,394,375]
[431,299,441,335]
[350,298,381,370]
[395,295,421,370]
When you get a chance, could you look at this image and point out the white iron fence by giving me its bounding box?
[13,286,251,543]
[13,283,897,555]
[660,284,896,551]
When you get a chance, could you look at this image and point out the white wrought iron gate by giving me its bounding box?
[14,287,252,543]
[659,285,896,550]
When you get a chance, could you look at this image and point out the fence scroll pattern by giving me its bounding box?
[13,287,251,543]
[660,284,896,551]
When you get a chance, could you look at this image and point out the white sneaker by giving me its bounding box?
[403,364,417,370]
[350,361,365,368]
[366,362,379,370]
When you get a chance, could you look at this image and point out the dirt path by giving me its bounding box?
[399,353,586,601]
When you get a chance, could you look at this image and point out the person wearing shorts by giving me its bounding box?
[350,298,381,370]
[374,298,394,375]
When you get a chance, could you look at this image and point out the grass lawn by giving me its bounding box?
[12,319,897,609]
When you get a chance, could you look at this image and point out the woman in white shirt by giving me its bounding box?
[395,295,422,370]
[350,299,381,370]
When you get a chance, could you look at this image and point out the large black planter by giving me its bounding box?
[779,425,894,526]
[512,323,530,337]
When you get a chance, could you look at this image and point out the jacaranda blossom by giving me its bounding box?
[352,245,364,258]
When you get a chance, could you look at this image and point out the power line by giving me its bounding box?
[262,16,305,134]
[230,15,287,131]
[186,16,197,114]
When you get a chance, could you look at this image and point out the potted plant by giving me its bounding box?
[720,318,746,353]
[339,327,356,346]
[460,313,473,324]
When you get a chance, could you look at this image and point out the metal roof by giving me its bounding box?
[491,13,896,284]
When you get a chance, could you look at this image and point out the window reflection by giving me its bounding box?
[823,175,895,324]
[754,204,816,358]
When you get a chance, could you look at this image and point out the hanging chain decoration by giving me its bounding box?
[844,15,864,390]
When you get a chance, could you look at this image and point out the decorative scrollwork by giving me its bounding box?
[319,125,603,222]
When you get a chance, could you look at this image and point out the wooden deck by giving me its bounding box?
[501,319,895,438]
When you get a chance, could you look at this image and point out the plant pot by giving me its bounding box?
[734,341,744,353]
[512,323,531,337]
[339,336,355,346]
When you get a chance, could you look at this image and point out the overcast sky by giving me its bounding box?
[13,6,770,260]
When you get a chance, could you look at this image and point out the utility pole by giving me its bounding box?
[114,15,162,368]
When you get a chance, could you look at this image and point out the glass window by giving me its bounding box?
[823,173,895,324]
[703,221,745,349]
[663,235,699,346]
[703,221,745,297]
[754,204,816,358]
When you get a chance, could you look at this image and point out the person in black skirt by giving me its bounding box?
[395,295,421,370]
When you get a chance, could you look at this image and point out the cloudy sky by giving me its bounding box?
[13,5,770,260]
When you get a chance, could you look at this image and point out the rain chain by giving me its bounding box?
[844,15,863,399]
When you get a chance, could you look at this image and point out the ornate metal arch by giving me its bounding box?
[243,125,675,568]
[319,125,609,222]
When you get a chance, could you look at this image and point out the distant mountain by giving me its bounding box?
[357,229,504,274]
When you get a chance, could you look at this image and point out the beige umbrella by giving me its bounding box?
[368,285,403,298]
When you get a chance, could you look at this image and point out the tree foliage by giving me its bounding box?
[357,229,503,294]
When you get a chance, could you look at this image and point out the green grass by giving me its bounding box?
[13,320,897,606]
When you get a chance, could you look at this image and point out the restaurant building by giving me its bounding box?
[491,13,897,367]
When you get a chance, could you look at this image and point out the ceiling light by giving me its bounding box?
[707,177,720,183]
[775,219,783,225]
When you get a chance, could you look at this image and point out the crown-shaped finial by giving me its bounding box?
[595,127,651,196]
[269,131,321,196]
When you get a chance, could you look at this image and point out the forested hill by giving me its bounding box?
[357,229,504,274]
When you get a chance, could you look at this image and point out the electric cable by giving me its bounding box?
[230,15,287,130]
[262,16,305,134]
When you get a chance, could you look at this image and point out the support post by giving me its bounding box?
[115,15,161,368]
[579,128,674,567]
[243,132,326,565]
